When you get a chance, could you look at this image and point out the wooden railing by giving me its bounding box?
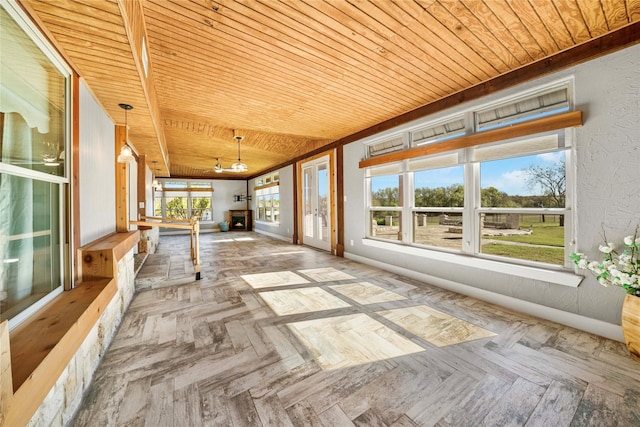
[130,215,201,280]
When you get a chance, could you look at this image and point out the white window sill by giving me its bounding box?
[361,238,583,288]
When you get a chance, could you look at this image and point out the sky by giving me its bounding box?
[372,151,565,197]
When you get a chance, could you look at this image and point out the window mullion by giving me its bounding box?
[465,161,480,255]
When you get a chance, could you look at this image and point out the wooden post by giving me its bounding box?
[137,153,147,220]
[0,320,13,424]
[115,125,129,232]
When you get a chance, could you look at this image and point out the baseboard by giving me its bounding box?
[344,252,624,342]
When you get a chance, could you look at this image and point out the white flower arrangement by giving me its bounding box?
[571,227,640,296]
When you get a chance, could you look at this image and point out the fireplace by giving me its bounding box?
[229,210,252,231]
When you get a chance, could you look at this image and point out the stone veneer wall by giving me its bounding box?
[26,249,136,426]
[139,227,160,254]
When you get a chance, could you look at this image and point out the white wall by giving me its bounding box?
[78,82,115,246]
[342,44,640,327]
[212,179,249,224]
[251,164,295,241]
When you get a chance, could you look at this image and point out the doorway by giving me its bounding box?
[300,154,332,251]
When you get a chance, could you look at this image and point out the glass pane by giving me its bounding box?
[154,197,162,217]
[414,166,464,207]
[191,197,211,221]
[165,197,187,220]
[1,175,62,321]
[412,211,463,250]
[273,193,280,222]
[480,213,565,265]
[265,195,273,222]
[370,211,401,241]
[303,167,313,238]
[1,7,67,177]
[371,175,402,207]
[318,164,328,242]
[480,152,566,208]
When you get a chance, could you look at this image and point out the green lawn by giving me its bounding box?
[489,223,565,247]
[482,243,565,265]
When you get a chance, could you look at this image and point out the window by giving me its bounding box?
[412,164,464,250]
[1,1,71,326]
[366,134,404,158]
[255,173,279,223]
[367,164,403,242]
[364,82,574,269]
[154,180,213,221]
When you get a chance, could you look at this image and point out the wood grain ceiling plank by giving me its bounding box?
[279,0,455,101]
[389,0,488,85]
[435,0,519,71]
[525,0,576,50]
[145,34,385,125]
[159,0,424,107]
[553,0,595,42]
[30,10,128,45]
[599,0,632,29]
[627,0,640,20]
[412,0,500,80]
[143,3,411,119]
[220,1,429,106]
[573,0,610,37]
[460,0,532,66]
[349,0,464,94]
[482,0,549,61]
[239,0,439,97]
[504,0,562,55]
[339,0,481,89]
[264,1,455,107]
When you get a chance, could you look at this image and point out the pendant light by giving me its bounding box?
[117,103,135,163]
[214,134,248,173]
[231,136,247,172]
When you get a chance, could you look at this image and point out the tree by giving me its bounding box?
[525,159,565,208]
[526,159,566,225]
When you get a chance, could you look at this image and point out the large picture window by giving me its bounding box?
[153,180,213,221]
[1,1,71,326]
[364,82,574,269]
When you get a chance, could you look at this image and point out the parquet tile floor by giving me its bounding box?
[71,232,640,426]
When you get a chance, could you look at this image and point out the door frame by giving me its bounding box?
[296,150,336,253]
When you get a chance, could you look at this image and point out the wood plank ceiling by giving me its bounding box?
[22,0,640,178]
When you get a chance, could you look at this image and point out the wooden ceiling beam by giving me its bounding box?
[116,0,170,172]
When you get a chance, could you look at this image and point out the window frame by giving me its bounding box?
[1,0,73,329]
[363,80,576,272]
[254,173,280,225]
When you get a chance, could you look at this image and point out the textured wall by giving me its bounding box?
[79,82,116,246]
[342,44,640,327]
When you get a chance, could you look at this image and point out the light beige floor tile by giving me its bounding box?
[260,287,352,316]
[329,282,406,305]
[298,267,355,282]
[378,305,496,347]
[287,314,424,370]
[241,271,310,289]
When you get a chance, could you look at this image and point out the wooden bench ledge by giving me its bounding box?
[9,278,115,392]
